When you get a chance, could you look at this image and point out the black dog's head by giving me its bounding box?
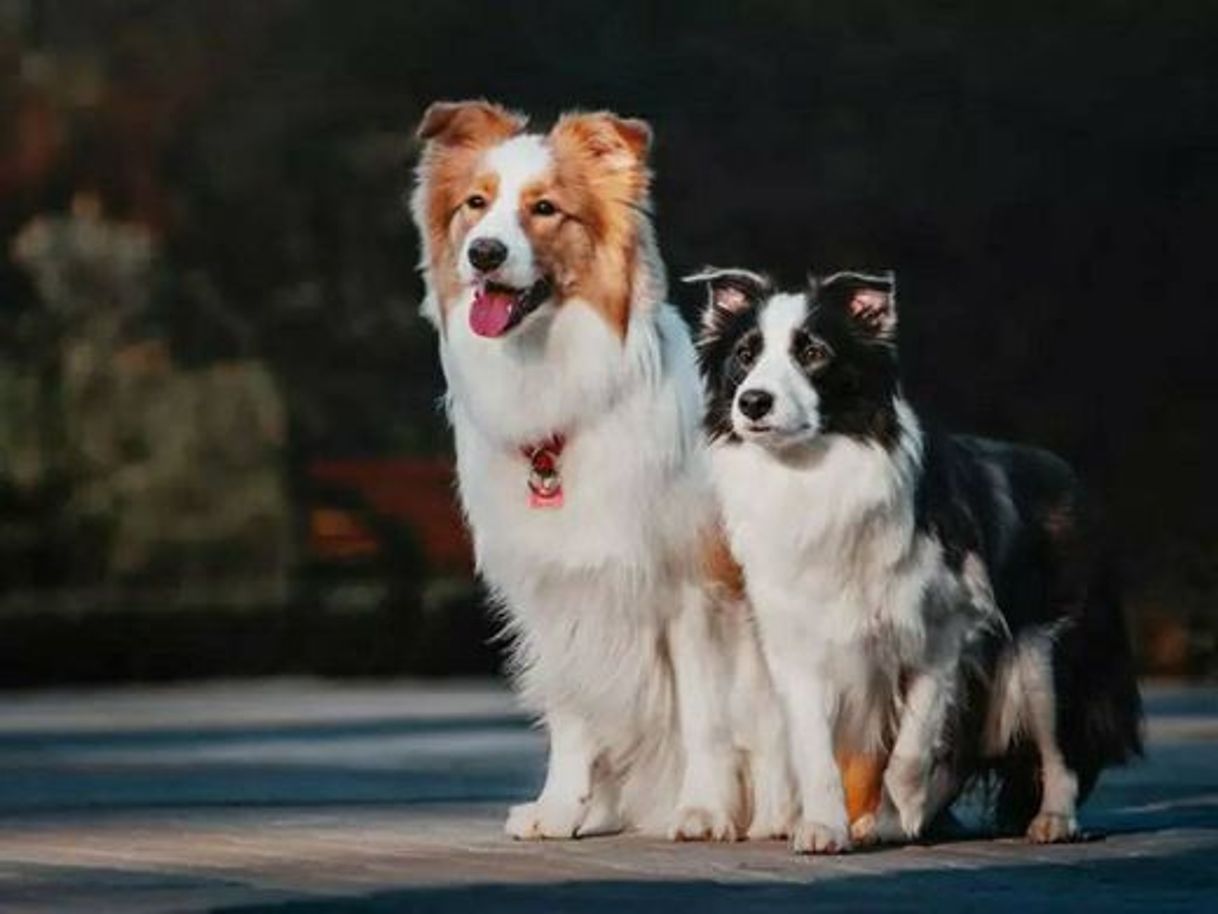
[687,267,902,451]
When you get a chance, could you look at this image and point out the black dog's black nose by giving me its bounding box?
[738,389,774,420]
[468,237,508,273]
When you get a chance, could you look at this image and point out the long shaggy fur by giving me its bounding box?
[411,102,792,840]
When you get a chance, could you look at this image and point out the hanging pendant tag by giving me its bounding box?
[525,442,565,509]
[528,486,564,509]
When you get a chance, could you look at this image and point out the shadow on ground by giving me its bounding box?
[220,844,1218,913]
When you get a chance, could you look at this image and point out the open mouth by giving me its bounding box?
[469,278,553,338]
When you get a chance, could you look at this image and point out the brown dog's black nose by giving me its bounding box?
[738,389,774,420]
[468,237,508,273]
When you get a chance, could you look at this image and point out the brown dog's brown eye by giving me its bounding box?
[466,194,487,210]
[531,199,557,216]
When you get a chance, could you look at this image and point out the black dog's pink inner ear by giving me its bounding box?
[849,288,894,333]
[684,268,768,317]
[818,271,897,338]
[714,283,753,313]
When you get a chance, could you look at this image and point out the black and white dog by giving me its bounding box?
[689,266,1142,853]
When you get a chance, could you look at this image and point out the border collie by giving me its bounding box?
[690,266,1142,853]
[410,101,796,840]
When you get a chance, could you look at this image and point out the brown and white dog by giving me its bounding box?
[410,100,798,840]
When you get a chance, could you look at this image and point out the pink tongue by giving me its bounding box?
[470,288,517,337]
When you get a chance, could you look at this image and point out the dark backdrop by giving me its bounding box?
[1,0,1214,679]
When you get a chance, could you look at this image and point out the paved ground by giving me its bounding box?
[0,679,1212,912]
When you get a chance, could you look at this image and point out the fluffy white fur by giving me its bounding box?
[415,125,791,840]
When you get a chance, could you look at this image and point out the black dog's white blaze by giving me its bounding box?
[693,267,1143,840]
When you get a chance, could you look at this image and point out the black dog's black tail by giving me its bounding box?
[1058,565,1144,791]
[994,561,1144,833]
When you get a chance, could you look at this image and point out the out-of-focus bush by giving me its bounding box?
[7,204,292,609]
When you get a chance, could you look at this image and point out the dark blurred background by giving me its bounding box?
[0,0,1214,684]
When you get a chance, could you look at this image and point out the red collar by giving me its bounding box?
[519,434,565,462]
[520,434,566,508]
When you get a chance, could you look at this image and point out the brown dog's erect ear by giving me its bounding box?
[818,270,898,341]
[415,99,527,147]
[683,266,770,332]
[604,115,653,161]
[551,111,653,170]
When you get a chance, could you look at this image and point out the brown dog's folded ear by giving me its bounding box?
[415,100,527,147]
[818,270,898,341]
[551,111,653,169]
[604,116,652,161]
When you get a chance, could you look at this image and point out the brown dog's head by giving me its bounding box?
[411,100,654,339]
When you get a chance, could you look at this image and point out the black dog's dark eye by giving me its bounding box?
[466,194,487,210]
[735,335,760,368]
[795,332,832,368]
[531,199,557,216]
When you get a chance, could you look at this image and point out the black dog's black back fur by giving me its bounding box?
[916,432,1143,830]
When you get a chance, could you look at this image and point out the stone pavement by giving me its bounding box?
[0,679,1212,913]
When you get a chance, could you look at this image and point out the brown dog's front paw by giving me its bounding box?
[791,819,851,855]
[669,805,740,842]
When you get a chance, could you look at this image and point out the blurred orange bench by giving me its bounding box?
[308,458,473,575]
